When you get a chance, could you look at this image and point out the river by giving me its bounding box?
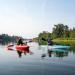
[0,42,75,75]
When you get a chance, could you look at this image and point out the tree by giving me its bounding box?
[64,25,70,37]
[52,24,69,38]
[52,24,64,38]
[38,31,51,45]
[70,28,75,38]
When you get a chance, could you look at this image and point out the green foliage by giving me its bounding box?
[38,23,75,45]
[70,28,75,38]
[38,31,51,45]
[0,34,23,45]
[52,24,69,38]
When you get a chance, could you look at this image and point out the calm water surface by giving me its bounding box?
[0,42,75,75]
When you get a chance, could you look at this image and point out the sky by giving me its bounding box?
[0,0,75,38]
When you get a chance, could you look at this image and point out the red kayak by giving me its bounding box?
[16,45,29,50]
[7,44,33,54]
[7,44,29,52]
[16,45,29,53]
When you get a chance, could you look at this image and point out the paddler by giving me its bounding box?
[17,38,24,45]
[17,38,27,45]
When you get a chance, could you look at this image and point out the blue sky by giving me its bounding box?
[0,0,75,38]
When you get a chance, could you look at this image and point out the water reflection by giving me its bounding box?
[40,45,70,58]
[16,49,33,58]
[6,46,33,58]
[48,49,68,58]
[3,42,75,58]
[16,50,29,58]
[47,50,52,57]
[17,50,22,58]
[41,54,46,59]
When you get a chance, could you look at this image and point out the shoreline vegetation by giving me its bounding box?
[33,23,75,45]
[53,39,75,46]
[0,34,23,45]
[0,23,75,46]
[33,37,75,46]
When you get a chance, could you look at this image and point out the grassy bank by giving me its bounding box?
[53,39,75,46]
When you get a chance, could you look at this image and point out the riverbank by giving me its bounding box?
[53,39,75,46]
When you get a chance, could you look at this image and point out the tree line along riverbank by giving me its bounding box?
[33,23,75,45]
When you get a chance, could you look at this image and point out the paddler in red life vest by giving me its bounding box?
[17,38,24,45]
[17,38,27,45]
